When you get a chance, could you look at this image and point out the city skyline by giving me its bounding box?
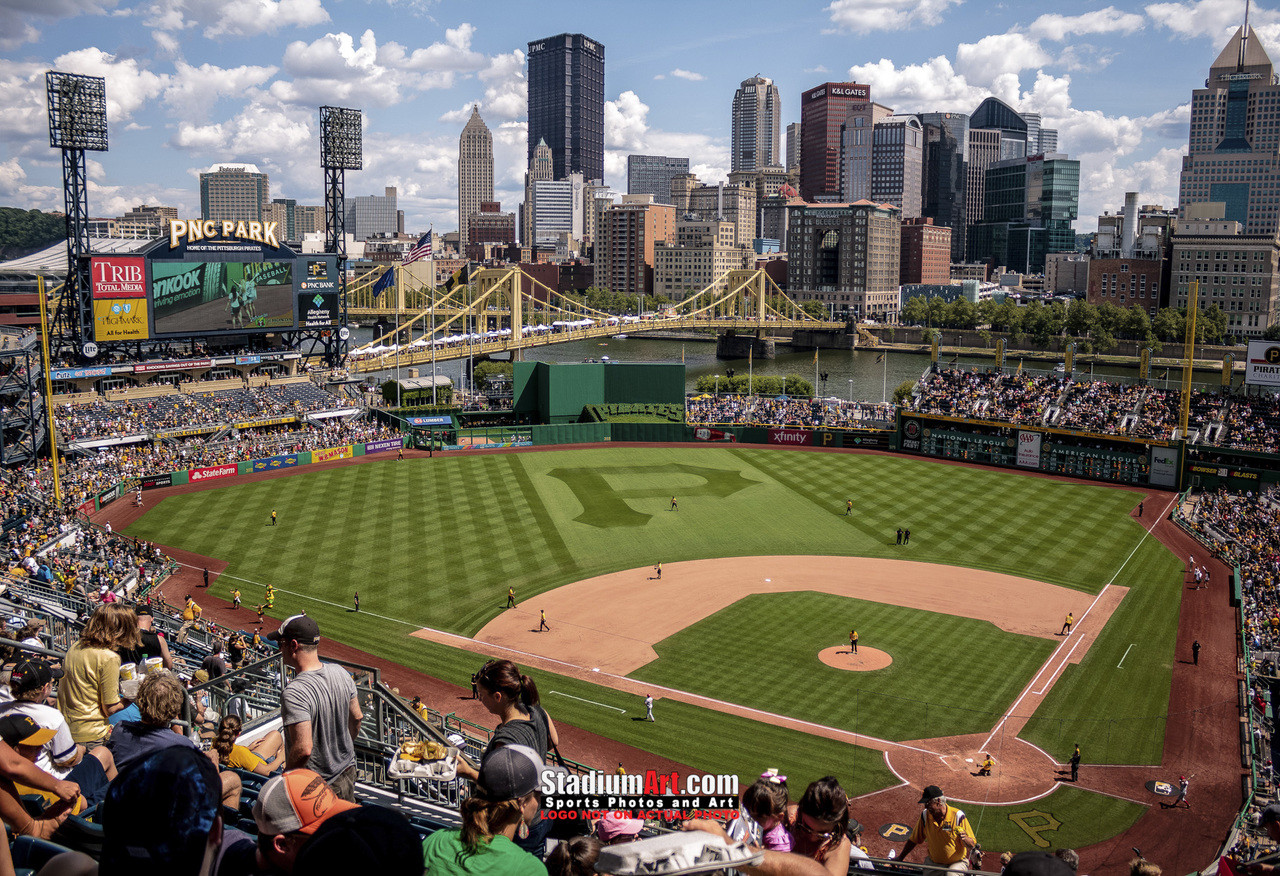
[0,1,1276,235]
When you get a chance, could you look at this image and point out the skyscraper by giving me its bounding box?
[799,82,871,202]
[917,112,968,261]
[731,75,781,173]
[786,123,801,172]
[627,155,689,205]
[1179,25,1280,234]
[343,187,398,240]
[200,164,269,222]
[458,106,493,251]
[527,33,605,183]
[871,115,923,218]
[522,139,553,247]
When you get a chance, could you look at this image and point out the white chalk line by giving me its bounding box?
[1117,644,1135,669]
[979,493,1179,751]
[550,691,626,713]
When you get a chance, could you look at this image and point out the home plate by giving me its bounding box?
[965,758,974,763]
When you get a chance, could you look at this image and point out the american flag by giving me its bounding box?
[403,231,432,265]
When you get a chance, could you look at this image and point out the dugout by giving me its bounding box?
[513,362,685,424]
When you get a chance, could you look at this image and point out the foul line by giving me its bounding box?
[1117,644,1135,669]
[550,691,626,713]
[979,493,1179,751]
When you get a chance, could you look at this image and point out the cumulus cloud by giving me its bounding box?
[272,25,488,108]
[163,61,278,120]
[142,0,329,39]
[956,33,1053,84]
[846,56,1004,113]
[825,0,961,34]
[0,0,121,49]
[1145,0,1280,45]
[671,69,704,81]
[603,90,727,190]
[439,48,526,124]
[1029,8,1145,41]
[51,48,169,122]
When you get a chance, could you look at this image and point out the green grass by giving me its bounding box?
[126,446,1182,844]
[632,593,1056,741]
[958,784,1147,854]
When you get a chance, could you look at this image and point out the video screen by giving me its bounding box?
[151,260,295,335]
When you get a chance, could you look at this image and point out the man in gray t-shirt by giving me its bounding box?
[270,614,363,801]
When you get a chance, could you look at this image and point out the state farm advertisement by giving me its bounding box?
[768,428,811,446]
[90,257,146,299]
[189,464,237,482]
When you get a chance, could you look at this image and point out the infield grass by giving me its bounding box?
[126,446,1181,787]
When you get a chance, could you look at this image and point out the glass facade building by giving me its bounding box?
[917,112,968,262]
[627,155,689,205]
[527,33,605,184]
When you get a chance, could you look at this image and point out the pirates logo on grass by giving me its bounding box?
[547,463,758,528]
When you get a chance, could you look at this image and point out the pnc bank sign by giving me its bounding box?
[168,219,281,249]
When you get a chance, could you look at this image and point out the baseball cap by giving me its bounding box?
[918,785,944,804]
[0,714,56,747]
[597,811,645,841]
[9,658,63,694]
[476,744,542,799]
[136,606,153,617]
[267,614,320,646]
[1004,851,1075,876]
[293,805,423,876]
[1260,803,1280,825]
[253,769,359,836]
[101,747,222,876]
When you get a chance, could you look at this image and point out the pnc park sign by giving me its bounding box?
[168,219,281,249]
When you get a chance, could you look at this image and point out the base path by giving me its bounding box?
[452,556,1111,676]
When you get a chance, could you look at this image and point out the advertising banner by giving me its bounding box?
[1016,430,1043,468]
[137,358,212,374]
[364,438,404,454]
[298,258,339,327]
[97,485,122,506]
[693,427,736,442]
[236,355,261,365]
[407,415,453,427]
[155,424,220,439]
[252,454,299,472]
[140,473,173,489]
[1149,447,1179,488]
[93,299,149,342]
[151,260,294,335]
[90,257,146,299]
[843,431,891,450]
[233,416,296,430]
[312,445,353,463]
[189,463,238,483]
[1245,340,1280,387]
[51,366,115,381]
[901,419,923,452]
[767,428,812,446]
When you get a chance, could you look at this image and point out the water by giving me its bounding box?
[348,327,1226,400]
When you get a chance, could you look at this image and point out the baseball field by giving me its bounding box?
[124,445,1191,853]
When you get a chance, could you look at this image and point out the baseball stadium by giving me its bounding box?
[0,73,1273,876]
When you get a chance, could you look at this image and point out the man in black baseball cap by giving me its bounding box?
[899,785,979,870]
[274,614,363,802]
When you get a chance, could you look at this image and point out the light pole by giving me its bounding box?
[848,379,854,403]
[714,374,720,396]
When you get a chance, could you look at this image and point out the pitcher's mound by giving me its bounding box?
[818,646,892,671]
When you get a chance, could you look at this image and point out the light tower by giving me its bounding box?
[319,105,362,363]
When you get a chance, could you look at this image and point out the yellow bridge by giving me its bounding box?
[346,265,845,372]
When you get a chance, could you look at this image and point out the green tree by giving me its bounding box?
[801,300,828,320]
[473,360,514,386]
[1152,307,1183,342]
[1065,299,1098,337]
[1096,302,1124,335]
[1196,304,1228,343]
[0,208,66,259]
[893,379,916,406]
[977,298,1000,329]
[925,295,948,327]
[1123,307,1154,343]
[945,298,979,330]
[1263,322,1280,340]
[900,296,930,326]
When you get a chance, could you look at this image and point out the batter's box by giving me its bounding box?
[940,755,966,771]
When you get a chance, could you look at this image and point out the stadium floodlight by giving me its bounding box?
[320,106,363,170]
[47,71,108,152]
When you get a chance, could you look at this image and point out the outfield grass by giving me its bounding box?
[631,593,1057,741]
[126,446,1181,834]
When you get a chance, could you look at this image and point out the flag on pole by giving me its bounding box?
[370,267,395,298]
[813,349,818,364]
[876,352,885,364]
[403,230,433,265]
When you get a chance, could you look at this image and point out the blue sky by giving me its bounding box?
[0,0,1275,235]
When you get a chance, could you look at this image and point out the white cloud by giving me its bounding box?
[51,48,169,122]
[0,0,120,49]
[956,33,1052,84]
[825,0,961,34]
[652,74,665,80]
[273,25,489,108]
[603,90,727,191]
[670,69,704,81]
[846,56,999,113]
[163,61,278,120]
[142,0,329,39]
[1028,8,1145,41]
[1145,0,1280,44]
[0,61,53,148]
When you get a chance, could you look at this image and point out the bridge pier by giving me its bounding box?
[791,328,855,351]
[716,331,775,360]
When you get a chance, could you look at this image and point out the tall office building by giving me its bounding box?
[871,115,923,218]
[839,102,893,202]
[200,164,269,222]
[799,82,871,201]
[343,187,398,240]
[786,202,901,320]
[786,122,801,172]
[527,33,605,183]
[1179,25,1280,234]
[966,97,1030,252]
[917,112,968,261]
[731,75,781,173]
[522,139,554,247]
[458,106,494,250]
[597,196,676,297]
[627,155,689,205]
[968,152,1079,273]
[532,173,585,247]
